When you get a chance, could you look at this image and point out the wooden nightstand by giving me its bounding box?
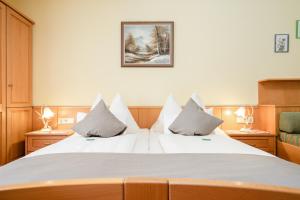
[226,130,276,155]
[25,130,74,155]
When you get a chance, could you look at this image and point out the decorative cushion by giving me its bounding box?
[72,100,127,137]
[279,112,300,134]
[169,98,223,136]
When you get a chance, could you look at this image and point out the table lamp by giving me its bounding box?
[36,107,55,132]
[235,106,254,132]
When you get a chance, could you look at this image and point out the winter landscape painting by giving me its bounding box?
[121,22,174,67]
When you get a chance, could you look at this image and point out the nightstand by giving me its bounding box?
[225,130,276,155]
[25,130,74,155]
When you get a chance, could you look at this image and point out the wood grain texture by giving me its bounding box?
[258,79,300,105]
[25,130,73,154]
[277,139,300,164]
[0,1,6,165]
[169,178,300,200]
[32,105,265,130]
[1,178,299,200]
[229,135,276,155]
[124,178,168,200]
[6,7,32,107]
[0,0,35,24]
[6,107,32,162]
[0,178,123,200]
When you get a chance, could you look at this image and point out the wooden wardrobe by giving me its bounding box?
[0,1,33,164]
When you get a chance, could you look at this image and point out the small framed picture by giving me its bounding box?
[297,20,300,39]
[274,34,289,53]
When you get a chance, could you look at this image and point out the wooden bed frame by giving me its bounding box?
[0,178,299,200]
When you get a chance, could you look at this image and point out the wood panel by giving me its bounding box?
[31,105,269,131]
[169,178,300,200]
[277,140,300,164]
[0,1,5,165]
[219,106,261,131]
[134,107,161,128]
[258,79,300,105]
[6,107,32,162]
[124,178,168,200]
[6,7,32,107]
[1,178,300,200]
[0,178,123,200]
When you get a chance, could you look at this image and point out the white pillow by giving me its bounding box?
[150,95,182,134]
[91,94,103,110]
[75,93,102,123]
[191,92,205,108]
[110,94,140,133]
[76,112,87,122]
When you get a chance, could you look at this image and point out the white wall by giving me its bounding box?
[8,0,300,106]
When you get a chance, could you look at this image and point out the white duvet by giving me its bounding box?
[27,129,272,157]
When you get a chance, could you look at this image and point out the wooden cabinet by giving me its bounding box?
[25,130,73,155]
[226,130,276,155]
[6,7,32,107]
[7,107,32,161]
[0,1,33,164]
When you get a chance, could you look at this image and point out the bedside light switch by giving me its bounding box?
[58,118,74,124]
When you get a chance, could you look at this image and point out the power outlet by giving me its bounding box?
[236,116,254,124]
[58,118,74,124]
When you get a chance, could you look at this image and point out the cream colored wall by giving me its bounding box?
[8,0,300,106]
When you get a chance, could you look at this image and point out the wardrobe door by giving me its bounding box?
[6,7,32,107]
[0,2,6,165]
[6,107,32,162]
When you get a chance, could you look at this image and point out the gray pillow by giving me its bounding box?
[169,98,223,136]
[72,100,127,137]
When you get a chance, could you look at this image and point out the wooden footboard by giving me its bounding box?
[0,178,299,200]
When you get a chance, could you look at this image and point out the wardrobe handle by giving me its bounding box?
[8,84,13,87]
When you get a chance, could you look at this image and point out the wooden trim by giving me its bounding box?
[0,0,34,24]
[125,178,168,200]
[169,178,300,200]
[31,105,281,131]
[0,1,6,165]
[277,139,300,164]
[1,178,299,200]
[0,178,123,200]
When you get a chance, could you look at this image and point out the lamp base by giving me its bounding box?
[240,127,252,132]
[40,127,52,132]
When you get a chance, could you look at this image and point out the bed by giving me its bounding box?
[1,96,300,199]
[1,129,300,199]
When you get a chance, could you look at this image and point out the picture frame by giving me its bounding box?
[121,21,174,67]
[297,20,300,39]
[274,34,289,53]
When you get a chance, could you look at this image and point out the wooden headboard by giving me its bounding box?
[32,105,263,131]
[33,106,163,130]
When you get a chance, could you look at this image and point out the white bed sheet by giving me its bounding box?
[158,133,272,157]
[27,130,149,157]
[27,128,272,157]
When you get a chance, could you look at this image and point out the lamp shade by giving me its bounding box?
[235,107,246,118]
[42,107,54,119]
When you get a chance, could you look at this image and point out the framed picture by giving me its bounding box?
[121,21,174,67]
[274,34,289,53]
[297,20,300,39]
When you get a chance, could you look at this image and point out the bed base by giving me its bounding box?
[0,178,299,200]
[277,140,300,165]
